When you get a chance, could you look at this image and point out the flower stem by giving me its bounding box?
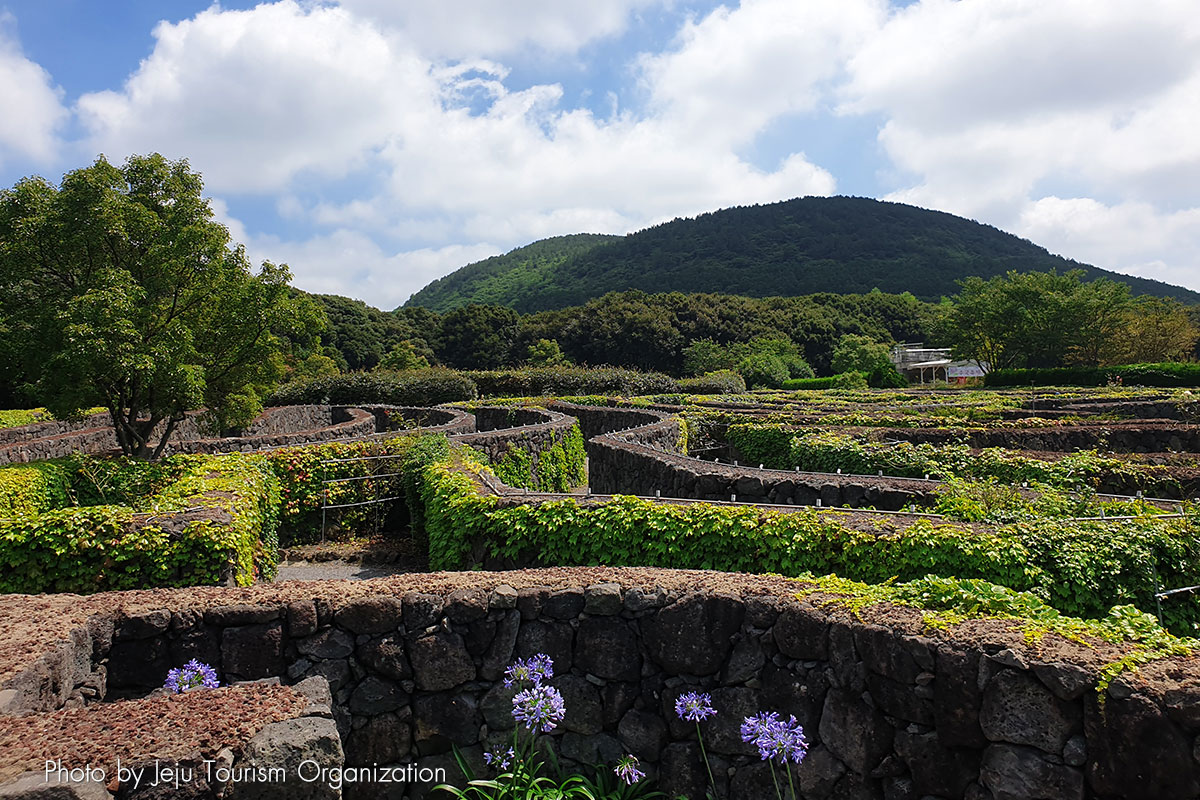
[769,760,782,800]
[696,723,718,797]
[786,762,798,800]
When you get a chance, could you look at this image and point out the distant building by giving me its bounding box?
[889,343,988,385]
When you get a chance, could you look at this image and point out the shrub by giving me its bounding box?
[469,367,678,398]
[781,377,837,390]
[679,370,747,394]
[985,362,1200,387]
[266,368,478,406]
[830,370,869,389]
[737,353,789,389]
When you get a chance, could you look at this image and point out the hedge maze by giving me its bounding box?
[0,385,1199,798]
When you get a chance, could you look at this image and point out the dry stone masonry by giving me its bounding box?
[3,574,1197,799]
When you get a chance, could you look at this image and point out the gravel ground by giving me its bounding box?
[274,560,420,581]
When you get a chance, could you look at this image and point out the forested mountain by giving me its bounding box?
[403,197,1200,312]
[406,233,619,313]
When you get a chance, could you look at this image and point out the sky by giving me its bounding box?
[1,0,1198,310]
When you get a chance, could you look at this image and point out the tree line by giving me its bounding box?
[2,154,1197,457]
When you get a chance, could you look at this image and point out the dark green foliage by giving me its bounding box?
[737,353,789,389]
[679,370,747,394]
[469,367,678,397]
[266,368,478,406]
[308,292,437,371]
[437,304,521,369]
[519,289,931,374]
[0,154,323,458]
[404,197,1199,313]
[985,363,1200,387]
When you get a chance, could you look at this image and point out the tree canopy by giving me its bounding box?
[938,269,1200,371]
[0,154,321,457]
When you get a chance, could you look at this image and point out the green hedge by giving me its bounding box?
[0,454,280,593]
[468,367,679,398]
[986,362,1200,387]
[679,370,747,394]
[266,368,478,406]
[780,372,870,390]
[424,450,1200,634]
[726,424,1180,494]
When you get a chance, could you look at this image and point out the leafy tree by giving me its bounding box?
[378,341,430,371]
[734,335,814,379]
[526,338,571,367]
[682,339,731,376]
[287,352,341,384]
[1108,297,1200,365]
[940,270,1134,370]
[436,304,520,369]
[737,353,789,389]
[0,154,320,457]
[831,334,907,387]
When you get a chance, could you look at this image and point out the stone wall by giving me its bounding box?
[544,401,935,508]
[0,404,475,464]
[6,575,1196,800]
[165,408,378,454]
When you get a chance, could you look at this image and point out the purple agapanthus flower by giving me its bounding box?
[503,654,554,688]
[614,755,645,785]
[483,746,515,771]
[675,691,716,722]
[741,711,808,765]
[164,659,219,693]
[512,684,566,733]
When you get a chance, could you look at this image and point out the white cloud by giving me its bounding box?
[0,13,67,166]
[77,1,438,193]
[59,0,1200,303]
[1018,197,1200,291]
[641,0,885,147]
[836,0,1200,291]
[335,0,658,60]
[248,228,502,309]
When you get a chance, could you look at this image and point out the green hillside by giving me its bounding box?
[403,196,1200,312]
[405,233,619,313]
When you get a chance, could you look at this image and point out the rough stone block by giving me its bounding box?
[980,744,1083,800]
[334,596,403,635]
[980,669,1079,753]
[575,617,641,681]
[645,593,744,676]
[409,631,475,691]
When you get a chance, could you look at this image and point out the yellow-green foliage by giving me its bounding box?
[423,450,1200,634]
[796,573,1194,692]
[0,454,280,593]
[0,463,72,516]
[492,424,587,492]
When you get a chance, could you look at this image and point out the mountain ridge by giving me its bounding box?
[403,196,1200,312]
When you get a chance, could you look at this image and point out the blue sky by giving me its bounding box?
[2,0,1198,308]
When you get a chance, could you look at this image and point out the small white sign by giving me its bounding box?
[947,363,986,378]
